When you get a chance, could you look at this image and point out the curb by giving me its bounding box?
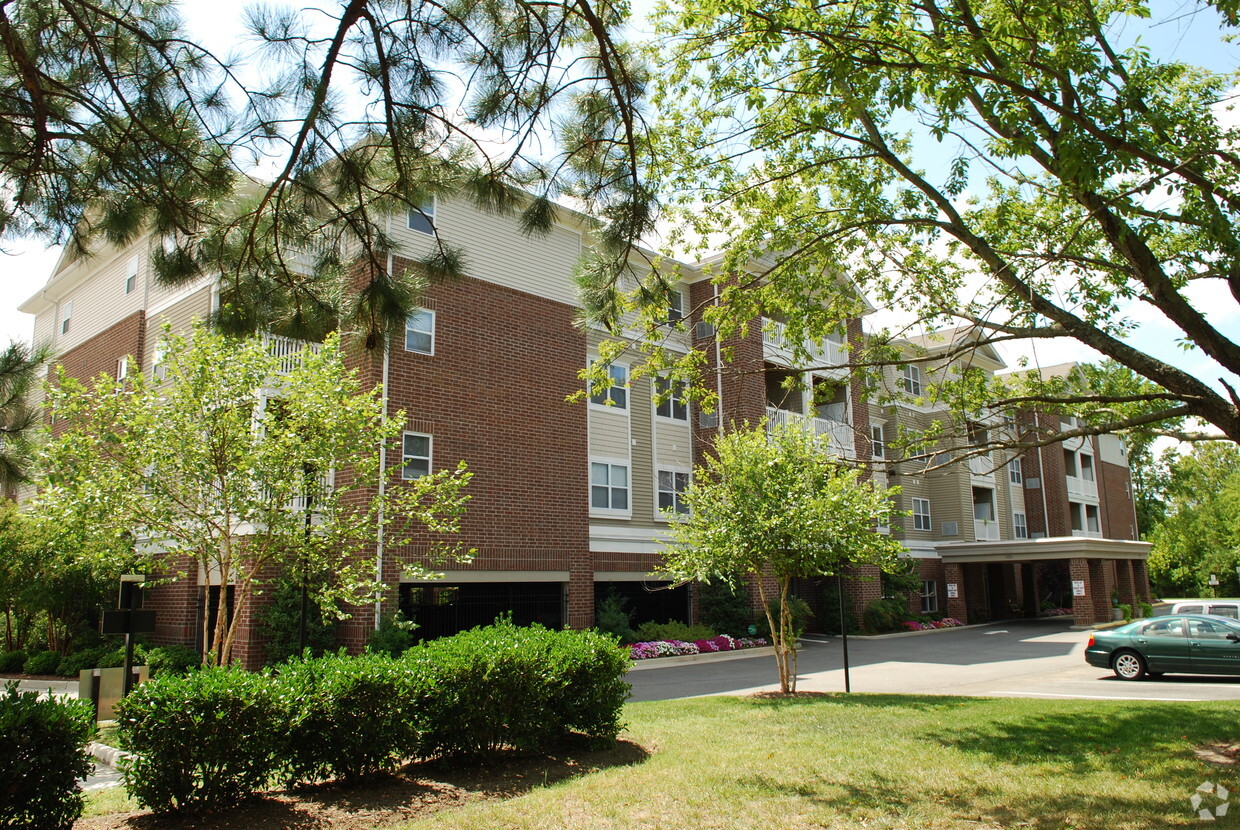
[841,621,996,640]
[627,645,779,671]
[88,742,131,768]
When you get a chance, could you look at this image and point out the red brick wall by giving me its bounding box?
[48,312,145,432]
[1098,459,1137,541]
[1018,411,1071,538]
[143,554,199,650]
[339,268,592,647]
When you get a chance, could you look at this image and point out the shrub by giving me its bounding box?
[755,596,814,640]
[594,591,636,642]
[57,646,125,677]
[408,619,629,758]
[144,644,201,676]
[258,576,340,665]
[634,620,715,643]
[862,597,909,633]
[278,651,417,784]
[115,666,283,812]
[23,650,61,676]
[0,681,95,830]
[366,611,415,657]
[0,650,27,674]
[696,580,753,637]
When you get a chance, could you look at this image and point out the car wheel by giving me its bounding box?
[1112,650,1147,681]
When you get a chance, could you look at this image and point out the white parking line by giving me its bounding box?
[993,691,1205,701]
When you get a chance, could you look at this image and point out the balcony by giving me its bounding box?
[1071,529,1103,539]
[968,454,994,478]
[974,518,1001,541]
[762,319,847,367]
[1065,474,1098,501]
[262,332,323,374]
[765,407,855,458]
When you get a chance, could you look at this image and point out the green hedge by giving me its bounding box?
[0,681,95,830]
[22,650,60,676]
[279,651,417,783]
[115,666,283,812]
[0,650,27,673]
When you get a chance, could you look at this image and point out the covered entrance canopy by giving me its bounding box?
[936,538,1152,628]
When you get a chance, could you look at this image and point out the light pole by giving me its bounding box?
[837,572,851,693]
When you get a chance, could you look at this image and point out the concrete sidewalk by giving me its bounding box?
[1,676,80,698]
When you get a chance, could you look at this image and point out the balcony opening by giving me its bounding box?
[811,378,847,422]
[968,422,989,447]
[973,486,998,540]
[1063,448,1078,477]
[765,365,803,414]
[1080,453,1095,481]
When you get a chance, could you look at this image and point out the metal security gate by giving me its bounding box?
[398,582,565,642]
[594,581,691,628]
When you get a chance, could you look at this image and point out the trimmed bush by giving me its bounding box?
[696,580,753,637]
[115,666,282,812]
[57,646,125,677]
[755,596,814,640]
[594,591,636,642]
[278,651,417,783]
[0,650,27,674]
[634,620,715,643]
[22,650,61,676]
[863,597,909,633]
[366,611,415,657]
[0,681,95,830]
[408,619,629,758]
[144,644,201,676]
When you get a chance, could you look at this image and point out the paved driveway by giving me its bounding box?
[626,618,1240,702]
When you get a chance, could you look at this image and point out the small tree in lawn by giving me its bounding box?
[661,425,903,693]
[36,326,472,666]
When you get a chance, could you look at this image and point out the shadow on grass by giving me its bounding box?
[82,739,650,830]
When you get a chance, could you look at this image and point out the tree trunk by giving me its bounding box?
[756,577,792,693]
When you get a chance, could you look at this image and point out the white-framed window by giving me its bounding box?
[871,424,885,460]
[1009,457,1023,485]
[407,199,435,235]
[125,257,139,295]
[60,301,72,336]
[401,432,432,480]
[404,308,435,355]
[657,469,690,516]
[666,289,684,322]
[589,363,628,410]
[1080,452,1095,481]
[152,342,168,379]
[116,357,129,381]
[590,461,629,512]
[1014,511,1028,539]
[912,497,931,531]
[920,580,939,614]
[654,376,687,421]
[876,497,891,533]
[901,364,922,396]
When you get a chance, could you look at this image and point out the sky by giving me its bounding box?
[1,0,1236,408]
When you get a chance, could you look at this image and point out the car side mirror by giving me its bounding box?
[1227,633,1240,643]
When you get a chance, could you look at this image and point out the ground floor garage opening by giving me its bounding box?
[398,581,565,642]
[594,581,692,629]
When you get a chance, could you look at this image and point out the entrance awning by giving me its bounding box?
[936,537,1151,565]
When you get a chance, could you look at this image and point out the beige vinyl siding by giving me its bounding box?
[389,195,583,306]
[626,375,656,529]
[32,311,54,350]
[50,240,150,353]
[144,287,212,371]
[653,418,692,469]
[588,408,630,459]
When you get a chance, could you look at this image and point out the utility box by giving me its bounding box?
[79,666,148,722]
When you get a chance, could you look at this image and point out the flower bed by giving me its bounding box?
[628,634,768,661]
[900,617,964,632]
[1039,607,1073,617]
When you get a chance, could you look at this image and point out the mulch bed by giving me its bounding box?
[74,740,649,830]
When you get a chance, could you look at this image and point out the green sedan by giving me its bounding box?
[1085,614,1240,680]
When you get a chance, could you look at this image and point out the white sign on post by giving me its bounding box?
[946,583,959,599]
[1072,579,1086,597]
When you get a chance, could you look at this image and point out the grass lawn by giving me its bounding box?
[391,694,1236,830]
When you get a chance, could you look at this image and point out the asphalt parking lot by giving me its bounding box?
[626,617,1240,702]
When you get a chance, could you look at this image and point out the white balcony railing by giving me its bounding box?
[262,332,323,374]
[1065,474,1098,501]
[975,518,1001,541]
[762,319,847,366]
[766,407,855,458]
[968,454,994,477]
[1072,529,1103,539]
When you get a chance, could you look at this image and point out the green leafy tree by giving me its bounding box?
[1,0,652,350]
[36,326,473,666]
[1147,444,1240,596]
[660,425,904,693]
[585,0,1240,450]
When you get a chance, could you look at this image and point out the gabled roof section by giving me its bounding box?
[902,325,1007,371]
[689,249,876,315]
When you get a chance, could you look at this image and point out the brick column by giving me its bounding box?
[1022,564,1039,616]
[1069,558,1094,627]
[1116,559,1138,613]
[1133,559,1152,603]
[843,564,882,620]
[567,550,594,629]
[943,563,967,621]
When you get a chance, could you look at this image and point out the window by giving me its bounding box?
[589,363,628,409]
[666,290,684,322]
[152,342,168,379]
[116,357,129,381]
[1009,457,1023,485]
[401,433,432,480]
[912,497,931,531]
[871,424,885,460]
[900,364,922,396]
[1014,511,1028,539]
[125,257,138,295]
[404,308,435,355]
[1085,504,1100,532]
[1080,453,1095,481]
[657,469,690,515]
[654,376,687,420]
[920,581,938,614]
[60,301,72,335]
[591,462,629,511]
[407,199,435,235]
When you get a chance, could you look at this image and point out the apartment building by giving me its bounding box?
[18,198,1149,666]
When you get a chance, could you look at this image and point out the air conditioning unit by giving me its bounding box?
[694,321,716,339]
[1025,476,1041,490]
[699,412,719,428]
[941,521,959,536]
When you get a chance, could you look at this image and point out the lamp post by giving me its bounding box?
[837,572,851,693]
